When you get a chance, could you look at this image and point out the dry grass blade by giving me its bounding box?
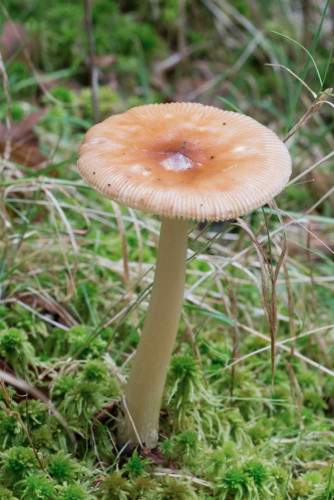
[265,63,317,98]
[278,207,334,255]
[153,470,212,489]
[283,88,333,142]
[288,150,334,186]
[0,370,76,443]
[43,186,79,299]
[235,217,278,381]
[0,49,12,170]
[83,0,100,123]
[182,311,207,386]
[128,208,143,282]
[2,298,71,330]
[216,274,239,397]
[121,394,143,448]
[111,201,130,293]
[282,261,295,360]
[224,324,334,377]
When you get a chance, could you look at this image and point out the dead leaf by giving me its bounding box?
[93,401,119,424]
[141,446,166,465]
[0,108,49,168]
[0,21,34,61]
[93,54,116,68]
[0,142,47,168]
[13,293,77,327]
[1,108,49,143]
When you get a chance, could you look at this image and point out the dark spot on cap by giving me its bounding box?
[181,141,187,148]
[210,155,214,159]
[108,183,111,186]
[93,171,96,174]
[223,123,226,125]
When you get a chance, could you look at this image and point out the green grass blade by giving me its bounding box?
[326,462,334,500]
[217,96,243,113]
[272,30,323,88]
[284,0,330,131]
[322,36,334,87]
[184,303,234,326]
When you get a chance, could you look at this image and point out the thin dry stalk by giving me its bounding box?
[121,394,143,448]
[128,208,143,283]
[235,218,275,378]
[225,323,334,378]
[235,203,287,383]
[282,357,304,429]
[265,63,316,98]
[0,381,48,472]
[278,208,333,256]
[288,150,334,187]
[282,261,295,359]
[283,88,333,142]
[43,187,78,299]
[306,222,317,316]
[178,0,188,70]
[111,202,130,293]
[182,311,207,386]
[215,275,239,398]
[0,49,12,171]
[84,0,100,123]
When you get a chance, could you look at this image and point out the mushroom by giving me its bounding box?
[77,102,291,448]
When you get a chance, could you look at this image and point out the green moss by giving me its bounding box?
[57,484,92,500]
[158,478,197,500]
[61,381,106,421]
[67,325,106,359]
[99,471,129,500]
[0,328,35,371]
[0,446,40,487]
[0,488,18,500]
[123,449,151,479]
[0,411,22,450]
[82,362,107,382]
[20,475,56,499]
[47,452,82,484]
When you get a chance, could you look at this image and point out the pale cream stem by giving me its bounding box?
[117,217,188,448]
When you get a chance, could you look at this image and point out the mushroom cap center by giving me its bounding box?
[161,152,194,172]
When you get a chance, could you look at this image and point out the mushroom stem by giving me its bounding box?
[117,217,188,448]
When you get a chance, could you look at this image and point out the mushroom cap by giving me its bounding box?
[78,103,291,221]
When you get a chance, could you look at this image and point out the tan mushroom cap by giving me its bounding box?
[78,102,291,221]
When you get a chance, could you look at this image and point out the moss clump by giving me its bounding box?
[0,328,35,371]
[67,326,106,359]
[0,412,22,450]
[47,451,83,484]
[20,475,56,499]
[0,446,40,489]
[99,471,130,500]
[123,449,152,479]
[57,484,92,500]
[0,487,18,500]
[61,381,106,421]
[158,478,197,499]
[82,362,107,381]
